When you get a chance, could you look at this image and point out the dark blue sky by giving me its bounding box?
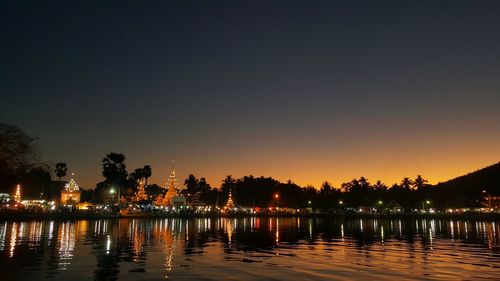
[2,0,500,188]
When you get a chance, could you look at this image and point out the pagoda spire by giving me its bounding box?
[225,188,235,209]
[14,184,21,202]
[155,160,179,206]
[64,173,80,192]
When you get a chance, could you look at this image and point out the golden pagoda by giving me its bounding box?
[163,169,178,205]
[60,174,81,205]
[14,184,21,202]
[225,189,235,209]
[155,163,186,207]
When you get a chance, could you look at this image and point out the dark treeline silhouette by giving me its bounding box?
[432,162,500,209]
[1,122,499,210]
[184,168,499,211]
[93,152,153,203]
[0,122,58,199]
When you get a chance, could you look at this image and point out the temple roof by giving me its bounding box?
[64,178,80,192]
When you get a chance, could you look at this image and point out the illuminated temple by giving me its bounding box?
[134,180,147,201]
[60,175,81,206]
[225,189,235,209]
[155,166,186,207]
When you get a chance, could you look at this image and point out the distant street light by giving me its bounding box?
[422,200,431,212]
[110,188,116,204]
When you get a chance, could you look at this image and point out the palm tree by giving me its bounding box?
[373,180,387,191]
[54,162,68,181]
[400,177,413,190]
[413,175,428,190]
[129,168,144,181]
[142,165,152,188]
[221,175,236,193]
[102,152,128,194]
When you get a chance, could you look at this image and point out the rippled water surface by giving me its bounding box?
[1,217,499,280]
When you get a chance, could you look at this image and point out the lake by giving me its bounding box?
[1,217,499,280]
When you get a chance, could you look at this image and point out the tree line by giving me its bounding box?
[0,122,494,210]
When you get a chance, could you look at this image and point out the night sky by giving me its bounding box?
[1,0,500,189]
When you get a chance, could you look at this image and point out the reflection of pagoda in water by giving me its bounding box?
[60,174,81,205]
[155,162,186,207]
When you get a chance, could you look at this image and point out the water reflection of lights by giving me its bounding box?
[48,221,54,245]
[308,219,313,239]
[429,228,433,249]
[450,221,455,240]
[9,222,17,258]
[58,222,76,270]
[0,222,6,251]
[226,218,234,247]
[487,222,499,251]
[275,217,280,244]
[29,221,43,248]
[380,225,385,242]
[0,218,499,279]
[186,220,189,243]
[106,235,111,254]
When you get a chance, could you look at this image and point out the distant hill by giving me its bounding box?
[432,162,500,207]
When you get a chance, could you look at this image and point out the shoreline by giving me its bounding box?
[1,211,499,221]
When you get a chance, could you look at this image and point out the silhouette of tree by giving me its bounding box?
[142,165,152,188]
[129,168,144,181]
[17,167,52,199]
[145,183,164,197]
[413,175,428,190]
[373,180,387,191]
[0,122,42,189]
[198,177,212,201]
[220,175,236,205]
[320,181,333,194]
[54,162,68,182]
[102,152,128,193]
[182,174,200,201]
[400,177,413,190]
[318,181,341,209]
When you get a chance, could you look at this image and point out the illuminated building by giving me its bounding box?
[134,180,147,202]
[0,193,11,203]
[481,195,500,210]
[225,189,235,209]
[155,164,186,207]
[60,176,81,206]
